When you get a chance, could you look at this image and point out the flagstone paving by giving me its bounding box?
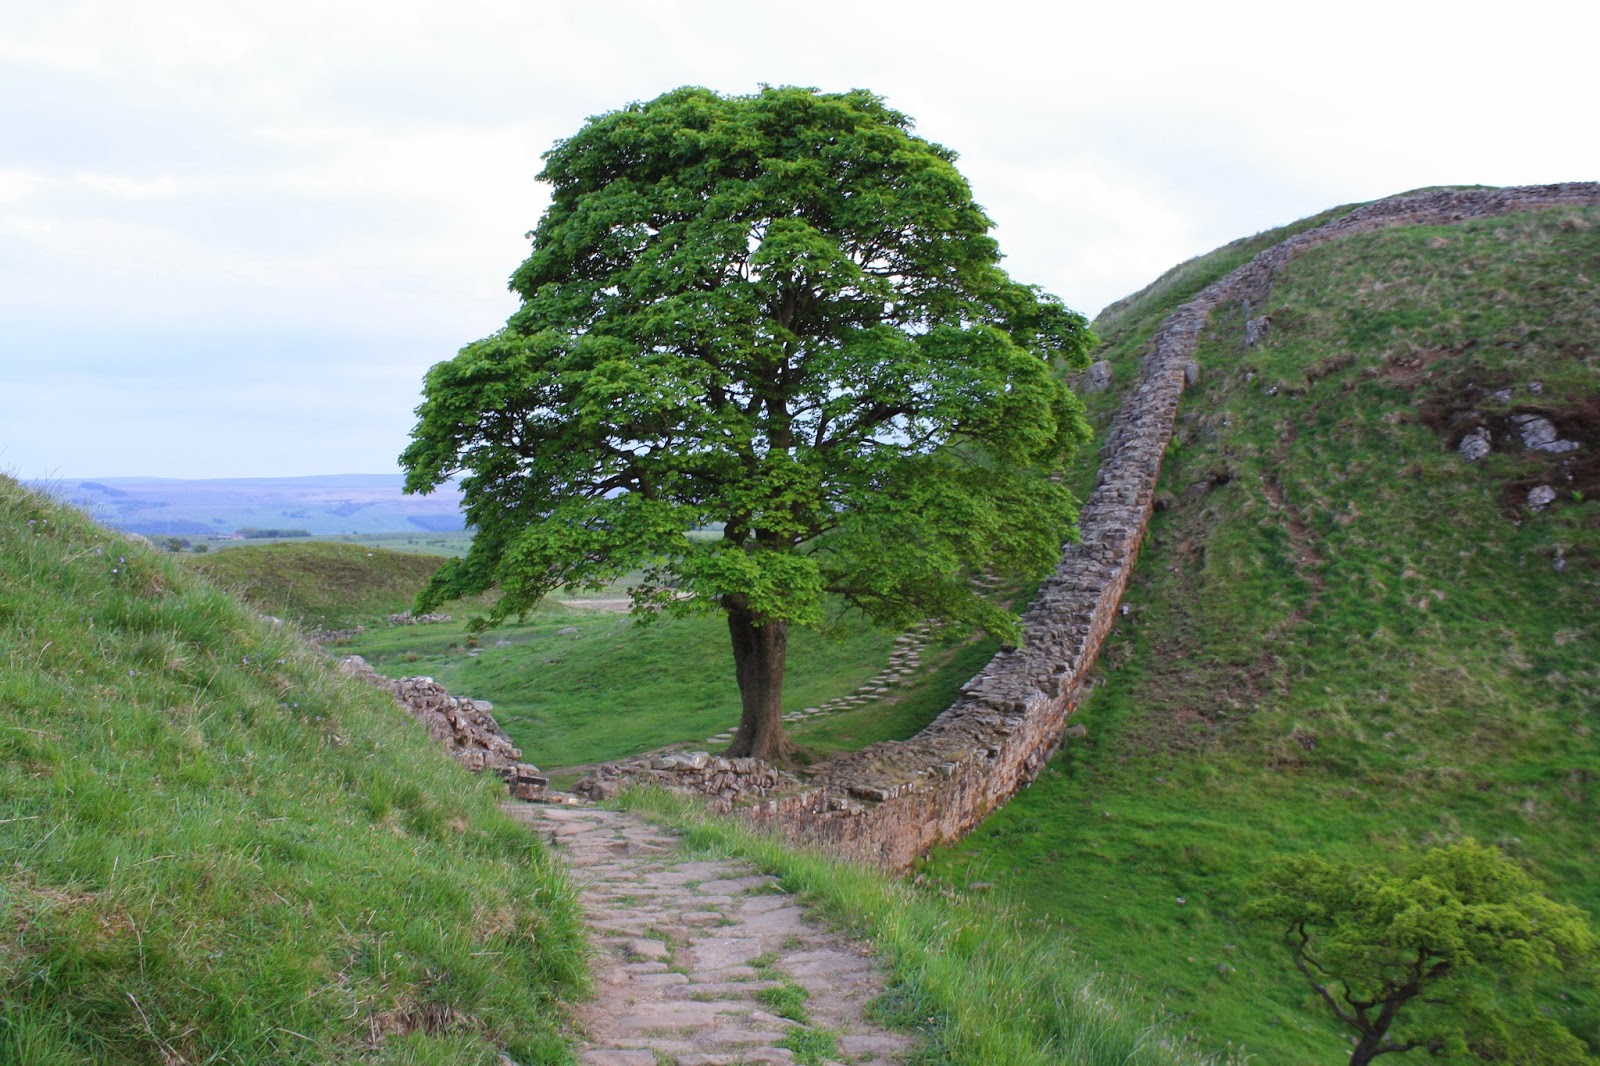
[503,803,910,1066]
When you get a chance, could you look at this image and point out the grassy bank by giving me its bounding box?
[616,789,1234,1066]
[183,539,450,630]
[0,476,586,1064]
[924,201,1600,1060]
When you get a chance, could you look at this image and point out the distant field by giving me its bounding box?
[183,536,998,772]
[211,529,474,556]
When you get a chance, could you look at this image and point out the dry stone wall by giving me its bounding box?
[574,750,801,807]
[339,655,549,800]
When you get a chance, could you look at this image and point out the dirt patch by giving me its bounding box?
[1418,387,1600,511]
[1374,342,1471,388]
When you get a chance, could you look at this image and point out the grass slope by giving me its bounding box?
[924,201,1600,1062]
[183,541,449,630]
[0,477,585,1064]
[339,606,999,772]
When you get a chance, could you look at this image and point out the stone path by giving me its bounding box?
[501,803,910,1066]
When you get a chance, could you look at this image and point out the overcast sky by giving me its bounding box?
[3,0,1595,480]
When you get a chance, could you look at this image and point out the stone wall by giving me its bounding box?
[575,751,801,808]
[339,655,549,800]
[731,182,1600,869]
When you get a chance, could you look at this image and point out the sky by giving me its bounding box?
[3,0,1596,480]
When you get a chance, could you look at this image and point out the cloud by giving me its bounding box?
[2,0,1596,479]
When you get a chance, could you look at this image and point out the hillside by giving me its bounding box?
[183,540,449,630]
[32,474,466,537]
[924,192,1600,1061]
[0,475,584,1063]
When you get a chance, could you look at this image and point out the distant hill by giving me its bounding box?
[29,473,465,536]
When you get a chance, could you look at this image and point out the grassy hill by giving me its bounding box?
[36,474,466,537]
[0,475,585,1064]
[923,198,1600,1061]
[183,540,450,630]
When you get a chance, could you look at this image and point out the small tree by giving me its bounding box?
[402,86,1092,762]
[1246,841,1598,1066]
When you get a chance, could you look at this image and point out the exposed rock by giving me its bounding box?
[1084,359,1114,392]
[1244,315,1271,347]
[339,655,545,800]
[1510,414,1580,454]
[1457,427,1493,462]
[1527,485,1558,511]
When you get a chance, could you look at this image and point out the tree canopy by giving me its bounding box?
[1246,841,1598,1066]
[401,85,1093,760]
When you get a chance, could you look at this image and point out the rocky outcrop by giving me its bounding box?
[339,655,548,800]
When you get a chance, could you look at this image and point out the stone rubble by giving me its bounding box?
[576,753,800,810]
[502,804,910,1066]
[339,655,548,800]
[387,611,453,625]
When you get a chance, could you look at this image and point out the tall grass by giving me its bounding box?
[616,789,1235,1066]
[0,476,586,1064]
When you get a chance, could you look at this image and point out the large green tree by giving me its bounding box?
[1247,841,1598,1066]
[401,86,1093,762]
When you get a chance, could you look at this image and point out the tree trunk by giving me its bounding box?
[724,605,796,764]
[1349,1032,1386,1066]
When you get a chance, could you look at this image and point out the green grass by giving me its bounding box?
[922,202,1600,1062]
[231,530,477,557]
[336,603,987,770]
[617,790,1234,1066]
[183,540,451,630]
[0,477,586,1063]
